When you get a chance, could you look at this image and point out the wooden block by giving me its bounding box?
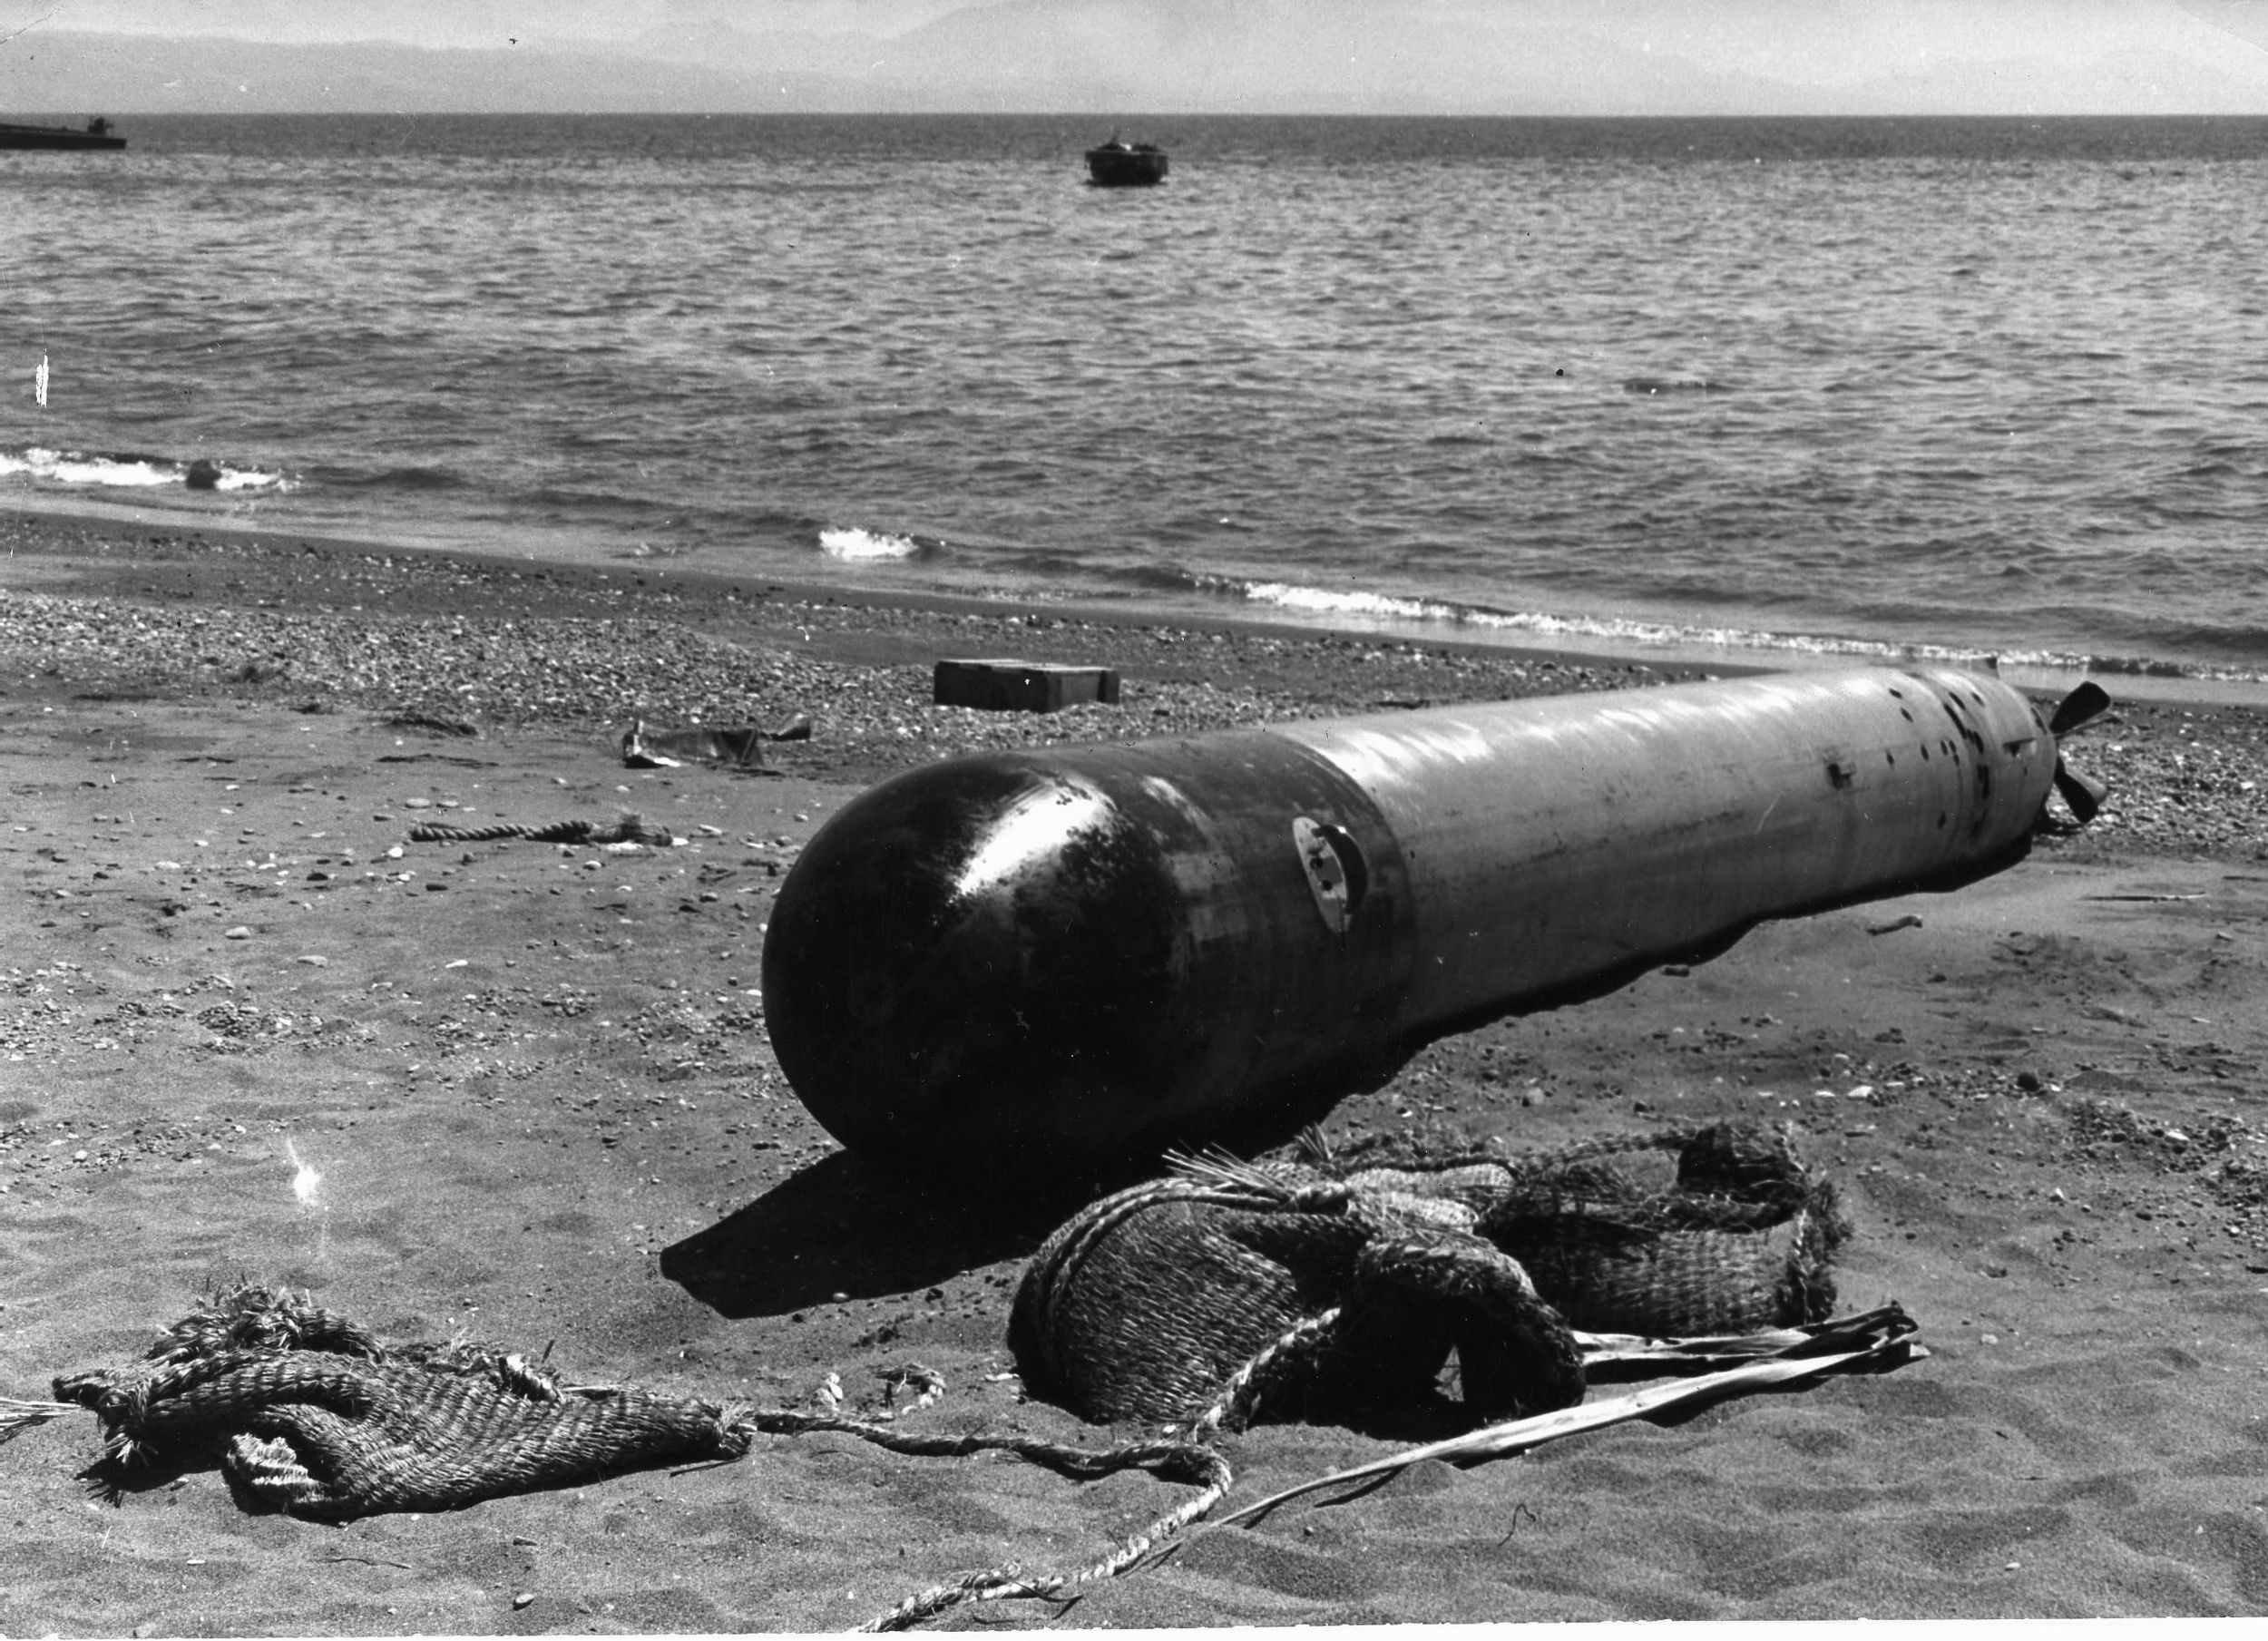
[934,659,1122,713]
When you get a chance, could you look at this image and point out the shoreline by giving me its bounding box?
[5,494,1798,684]
[13,493,2268,713]
[8,499,2268,866]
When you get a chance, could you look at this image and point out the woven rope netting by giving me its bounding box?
[17,1123,1899,1632]
[25,1284,1246,1631]
[49,1288,749,1518]
[1012,1120,1847,1428]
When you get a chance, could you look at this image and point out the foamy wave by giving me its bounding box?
[818,525,927,562]
[1,447,174,487]
[1244,581,1464,623]
[211,466,288,493]
[0,445,291,493]
[1237,579,2065,671]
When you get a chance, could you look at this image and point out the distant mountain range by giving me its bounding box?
[5,4,2265,117]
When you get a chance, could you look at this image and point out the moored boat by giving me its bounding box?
[0,117,126,151]
[1085,135,1167,187]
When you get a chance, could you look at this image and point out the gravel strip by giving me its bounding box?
[3,522,2263,861]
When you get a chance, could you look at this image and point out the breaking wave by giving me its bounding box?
[817,525,937,562]
[1242,581,1464,625]
[1226,577,2129,678]
[0,445,292,493]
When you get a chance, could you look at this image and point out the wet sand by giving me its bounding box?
[5,511,2268,1632]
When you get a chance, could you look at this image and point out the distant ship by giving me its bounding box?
[1085,134,1168,187]
[0,117,127,151]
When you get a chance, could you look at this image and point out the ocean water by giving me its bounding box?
[6,112,2268,685]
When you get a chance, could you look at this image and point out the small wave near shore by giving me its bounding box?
[1215,576,2267,697]
[1,444,291,494]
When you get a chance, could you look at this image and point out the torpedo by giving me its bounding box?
[762,666,2108,1172]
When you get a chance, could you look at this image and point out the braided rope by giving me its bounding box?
[407,820,593,844]
[1194,1307,1343,1436]
[743,1410,1235,1631]
[404,815,673,846]
[856,1305,1349,1632]
[740,1409,1209,1485]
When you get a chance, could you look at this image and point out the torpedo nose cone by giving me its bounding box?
[762,757,1186,1169]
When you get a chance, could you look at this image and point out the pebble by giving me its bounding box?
[0,575,1681,784]
[1,552,2257,861]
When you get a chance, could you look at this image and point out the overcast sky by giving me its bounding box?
[18,3,967,44]
[6,0,2268,113]
[3,1,981,45]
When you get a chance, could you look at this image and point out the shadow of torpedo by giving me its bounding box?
[658,1149,1112,1318]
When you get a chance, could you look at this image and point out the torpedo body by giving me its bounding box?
[763,666,2098,1171]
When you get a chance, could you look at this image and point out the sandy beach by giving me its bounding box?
[5,509,2268,1633]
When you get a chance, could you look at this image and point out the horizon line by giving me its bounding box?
[20,107,2268,120]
